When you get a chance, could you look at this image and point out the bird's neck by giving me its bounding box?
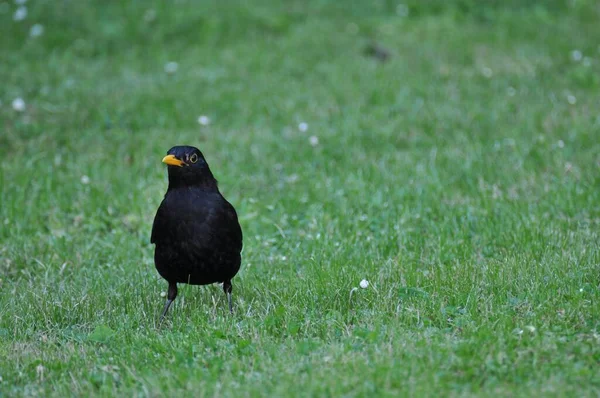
[167,173,218,192]
[168,178,219,191]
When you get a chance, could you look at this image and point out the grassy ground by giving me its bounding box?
[1,0,600,396]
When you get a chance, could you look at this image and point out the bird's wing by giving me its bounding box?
[150,200,167,244]
[151,194,238,241]
[181,201,243,267]
[151,198,211,245]
[151,191,242,264]
[219,199,243,252]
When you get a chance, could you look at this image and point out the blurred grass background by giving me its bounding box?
[1,0,600,396]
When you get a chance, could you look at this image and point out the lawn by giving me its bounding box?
[1,0,600,396]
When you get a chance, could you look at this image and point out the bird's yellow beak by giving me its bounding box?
[162,154,186,167]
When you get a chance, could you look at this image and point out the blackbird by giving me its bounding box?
[151,145,243,319]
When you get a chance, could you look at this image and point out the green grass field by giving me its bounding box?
[2,0,600,396]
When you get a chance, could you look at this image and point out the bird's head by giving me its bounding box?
[162,145,217,189]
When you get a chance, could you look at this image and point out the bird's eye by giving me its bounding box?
[189,153,198,164]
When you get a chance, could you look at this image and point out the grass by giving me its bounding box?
[1,0,600,396]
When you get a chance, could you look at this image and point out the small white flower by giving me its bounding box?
[298,122,308,132]
[197,115,211,126]
[481,67,493,78]
[359,279,369,289]
[29,24,44,37]
[579,288,584,293]
[309,135,319,147]
[557,140,565,149]
[285,174,298,183]
[80,175,90,184]
[564,162,573,172]
[582,57,592,67]
[13,6,27,21]
[571,50,583,62]
[144,9,156,22]
[164,61,178,74]
[567,95,576,105]
[396,4,409,17]
[160,291,166,298]
[12,97,26,112]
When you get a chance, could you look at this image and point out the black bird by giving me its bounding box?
[151,145,243,319]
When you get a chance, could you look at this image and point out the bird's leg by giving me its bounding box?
[223,280,233,314]
[160,282,178,321]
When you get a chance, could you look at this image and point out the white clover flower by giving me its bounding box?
[298,122,308,132]
[144,9,156,22]
[13,6,27,21]
[285,174,298,183]
[160,291,166,298]
[571,50,583,62]
[309,136,319,147]
[29,24,44,37]
[359,279,369,289]
[557,140,565,149]
[164,61,178,74]
[564,162,573,173]
[80,175,90,184]
[197,115,211,126]
[481,67,493,78]
[567,95,576,105]
[396,4,409,17]
[12,97,26,112]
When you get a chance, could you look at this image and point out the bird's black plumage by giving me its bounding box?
[151,145,243,319]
